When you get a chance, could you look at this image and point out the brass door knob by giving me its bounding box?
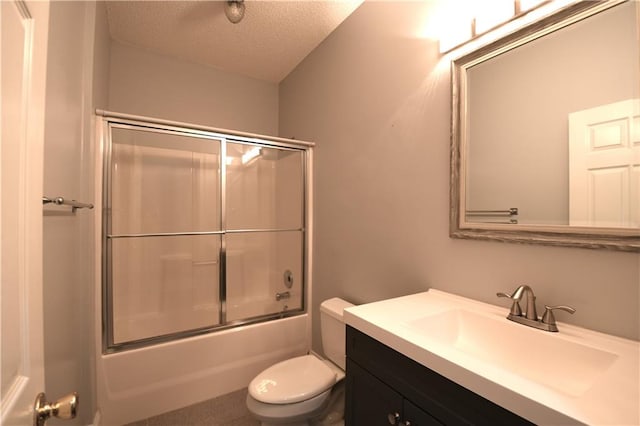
[33,392,78,426]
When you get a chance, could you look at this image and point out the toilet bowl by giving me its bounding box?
[246,298,353,426]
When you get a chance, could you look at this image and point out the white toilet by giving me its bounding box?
[246,298,354,426]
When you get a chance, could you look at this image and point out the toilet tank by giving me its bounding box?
[320,298,354,371]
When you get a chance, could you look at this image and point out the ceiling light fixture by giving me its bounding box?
[224,0,245,24]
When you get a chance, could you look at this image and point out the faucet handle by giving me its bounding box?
[497,292,522,317]
[541,305,576,328]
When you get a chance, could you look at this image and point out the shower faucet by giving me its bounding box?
[497,285,575,332]
[275,291,291,301]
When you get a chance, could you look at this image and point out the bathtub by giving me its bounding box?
[95,314,309,425]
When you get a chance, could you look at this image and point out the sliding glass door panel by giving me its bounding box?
[111,235,221,344]
[225,231,303,322]
[110,127,221,235]
[226,143,304,230]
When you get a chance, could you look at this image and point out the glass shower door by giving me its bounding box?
[103,119,309,352]
[225,142,305,321]
[108,126,222,345]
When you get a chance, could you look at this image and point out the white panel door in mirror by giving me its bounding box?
[569,99,640,228]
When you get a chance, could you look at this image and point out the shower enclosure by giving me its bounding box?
[100,113,311,352]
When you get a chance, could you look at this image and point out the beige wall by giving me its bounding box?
[93,2,110,113]
[278,1,640,353]
[108,41,279,135]
[42,1,109,424]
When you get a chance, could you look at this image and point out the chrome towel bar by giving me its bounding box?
[466,208,518,224]
[466,208,518,217]
[42,196,93,212]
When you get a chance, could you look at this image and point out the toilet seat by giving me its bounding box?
[249,355,337,404]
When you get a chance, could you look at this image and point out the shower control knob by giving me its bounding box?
[387,412,400,425]
[283,270,294,288]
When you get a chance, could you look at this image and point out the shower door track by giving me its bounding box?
[99,111,314,353]
[107,228,304,239]
[96,109,314,149]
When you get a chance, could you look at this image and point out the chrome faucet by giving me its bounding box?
[497,285,575,332]
[503,284,537,320]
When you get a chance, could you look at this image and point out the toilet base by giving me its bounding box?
[260,418,344,426]
[250,381,345,426]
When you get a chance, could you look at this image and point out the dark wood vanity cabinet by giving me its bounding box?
[347,359,441,425]
[345,326,534,426]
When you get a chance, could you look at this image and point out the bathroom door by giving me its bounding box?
[569,99,640,228]
[1,0,48,423]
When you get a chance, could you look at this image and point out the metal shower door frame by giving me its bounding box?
[97,111,314,353]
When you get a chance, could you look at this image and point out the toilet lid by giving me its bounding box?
[248,355,337,404]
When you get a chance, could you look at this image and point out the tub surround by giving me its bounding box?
[344,290,640,425]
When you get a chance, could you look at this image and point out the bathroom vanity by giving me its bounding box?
[343,290,640,425]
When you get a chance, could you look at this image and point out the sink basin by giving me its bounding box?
[406,309,618,397]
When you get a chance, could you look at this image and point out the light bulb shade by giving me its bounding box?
[225,0,245,24]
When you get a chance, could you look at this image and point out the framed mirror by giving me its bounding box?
[451,0,639,251]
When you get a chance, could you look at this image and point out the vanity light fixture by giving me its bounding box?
[224,0,245,24]
[473,0,515,34]
[439,0,575,55]
[518,0,548,12]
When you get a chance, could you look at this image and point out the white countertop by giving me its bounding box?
[344,289,640,425]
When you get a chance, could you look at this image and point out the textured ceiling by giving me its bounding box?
[106,1,364,83]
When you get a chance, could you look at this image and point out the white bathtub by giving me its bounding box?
[96,314,309,425]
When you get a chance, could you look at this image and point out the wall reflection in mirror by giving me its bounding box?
[452,0,639,251]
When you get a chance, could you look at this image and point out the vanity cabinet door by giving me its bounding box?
[345,359,404,426]
[346,359,443,426]
[403,400,441,426]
